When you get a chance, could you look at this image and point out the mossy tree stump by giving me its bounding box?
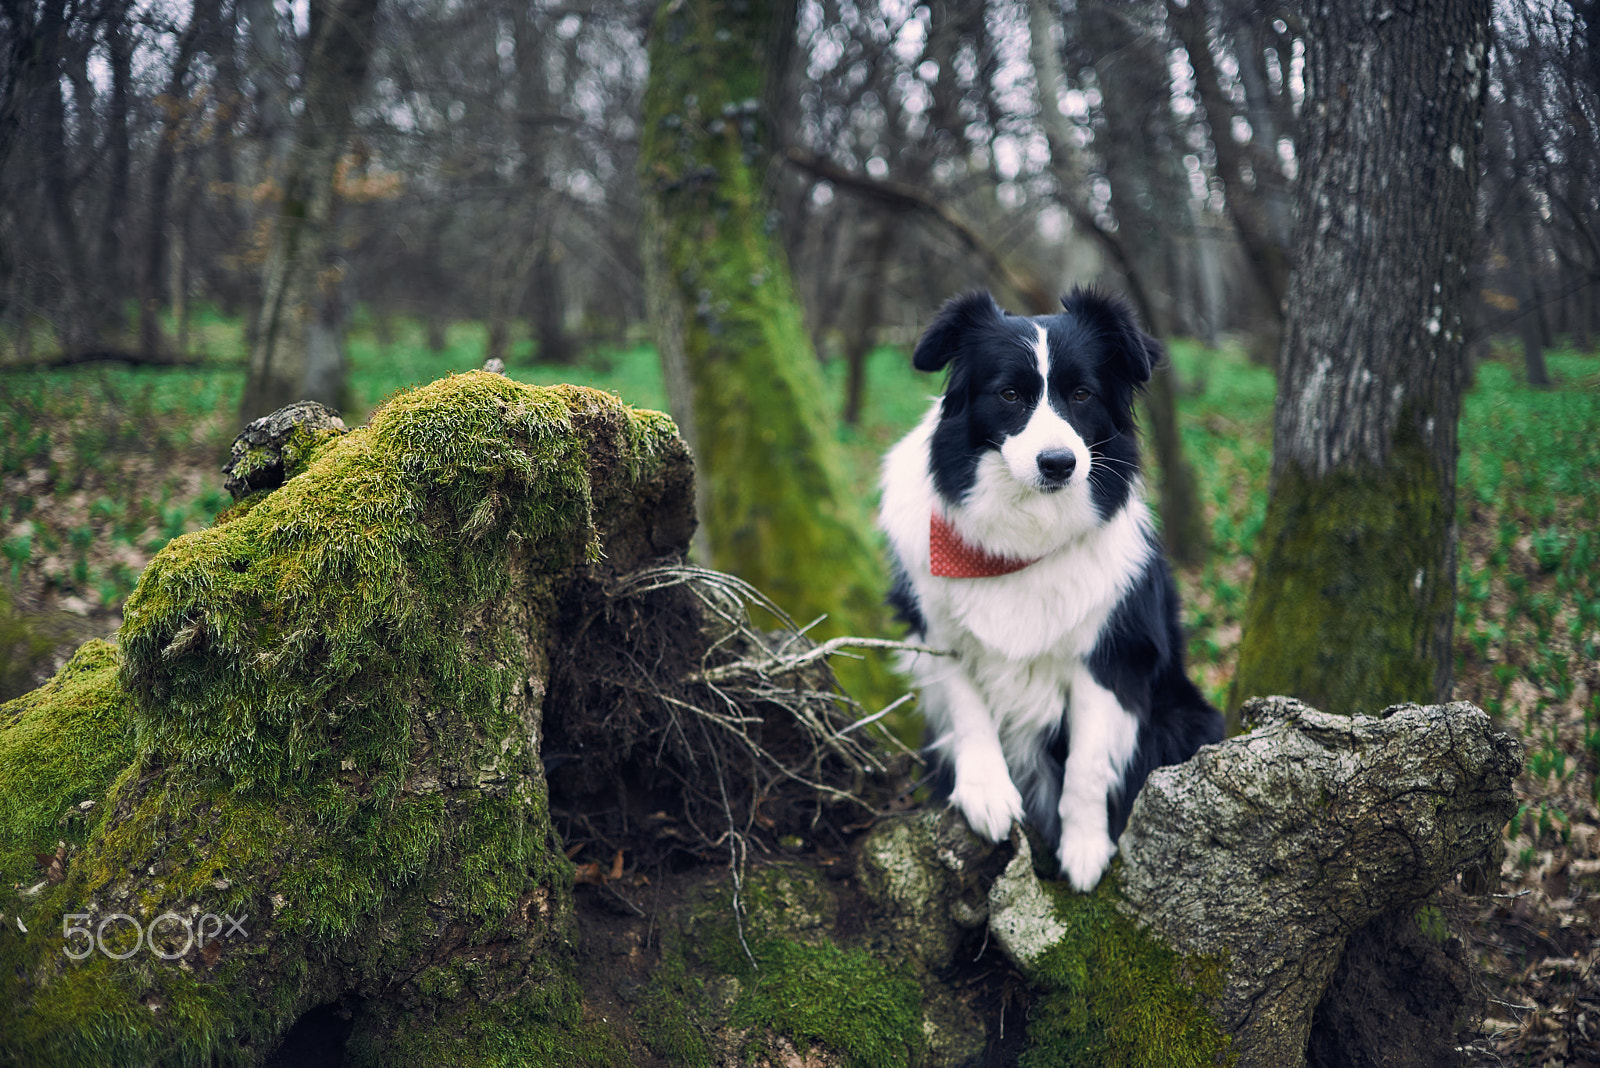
[961,698,1520,1068]
[1,374,692,1066]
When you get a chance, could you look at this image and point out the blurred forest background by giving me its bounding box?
[2,0,1599,1059]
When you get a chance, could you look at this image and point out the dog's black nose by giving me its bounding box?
[1037,449,1077,483]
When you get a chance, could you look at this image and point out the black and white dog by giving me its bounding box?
[879,288,1223,891]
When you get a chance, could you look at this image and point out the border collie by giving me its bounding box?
[879,288,1223,891]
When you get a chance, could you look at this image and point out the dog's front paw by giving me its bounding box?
[1056,827,1117,892]
[949,758,1025,842]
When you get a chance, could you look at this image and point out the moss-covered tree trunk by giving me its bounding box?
[1231,0,1490,722]
[638,0,891,699]
[240,0,380,426]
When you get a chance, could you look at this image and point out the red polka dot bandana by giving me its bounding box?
[929,512,1040,578]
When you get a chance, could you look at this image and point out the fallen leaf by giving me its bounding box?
[35,843,66,884]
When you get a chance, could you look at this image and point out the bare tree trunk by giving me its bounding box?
[23,0,97,352]
[1506,206,1553,386]
[842,218,893,427]
[484,312,510,367]
[140,0,214,358]
[1582,278,1599,352]
[1232,0,1489,722]
[1168,0,1291,322]
[531,238,574,365]
[1591,278,1600,351]
[100,0,133,328]
[425,315,448,353]
[209,1,252,317]
[170,174,190,355]
[1028,0,1208,565]
[240,0,381,425]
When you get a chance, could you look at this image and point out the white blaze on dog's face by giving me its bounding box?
[996,324,1093,494]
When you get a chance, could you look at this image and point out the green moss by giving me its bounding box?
[225,444,277,494]
[0,639,134,885]
[1022,873,1234,1068]
[346,971,625,1068]
[726,939,925,1068]
[121,374,609,797]
[635,954,712,1068]
[0,374,688,1066]
[1414,903,1450,945]
[1231,406,1456,721]
[0,950,239,1068]
[668,864,925,1068]
[225,422,347,501]
[279,423,344,480]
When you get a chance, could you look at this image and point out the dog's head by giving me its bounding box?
[912,287,1157,531]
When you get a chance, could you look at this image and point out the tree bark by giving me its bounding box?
[1231,0,1489,721]
[1506,206,1553,386]
[531,238,574,365]
[139,0,215,358]
[100,0,134,325]
[638,0,893,700]
[239,0,381,426]
[979,697,1519,1067]
[20,0,97,352]
[841,217,893,427]
[1168,0,1292,322]
[1027,0,1208,566]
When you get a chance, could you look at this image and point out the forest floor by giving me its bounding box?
[2,313,1597,1064]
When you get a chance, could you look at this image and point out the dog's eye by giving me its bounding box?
[1071,388,1093,404]
[999,387,1021,403]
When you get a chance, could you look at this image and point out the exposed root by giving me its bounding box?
[544,563,937,965]
[545,563,935,871]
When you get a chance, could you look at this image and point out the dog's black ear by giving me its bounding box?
[912,290,1005,372]
[1061,286,1161,388]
